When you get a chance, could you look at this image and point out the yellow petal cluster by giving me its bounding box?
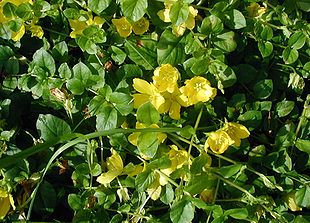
[153,64,180,93]
[97,149,123,185]
[158,2,198,36]
[205,122,250,154]
[112,17,149,38]
[133,64,217,120]
[247,3,267,18]
[179,76,217,106]
[0,188,15,219]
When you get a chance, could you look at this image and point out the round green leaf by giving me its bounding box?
[121,0,148,22]
[170,198,195,223]
[276,100,295,117]
[283,47,299,64]
[258,41,273,58]
[137,102,160,125]
[288,31,306,49]
[88,0,111,14]
[253,79,273,99]
[170,1,189,26]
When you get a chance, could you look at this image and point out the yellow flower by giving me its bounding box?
[205,129,234,154]
[222,122,250,147]
[160,145,190,182]
[179,76,217,106]
[153,64,180,93]
[112,17,132,38]
[158,87,186,120]
[132,17,149,35]
[11,24,25,42]
[247,3,267,18]
[132,78,165,111]
[0,189,15,219]
[284,191,302,212]
[128,122,167,146]
[157,8,171,23]
[97,149,123,185]
[29,24,44,39]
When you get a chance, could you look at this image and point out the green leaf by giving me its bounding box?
[157,29,186,66]
[3,2,16,18]
[36,114,71,141]
[52,41,68,61]
[213,31,237,53]
[137,102,160,125]
[225,9,246,29]
[66,78,84,95]
[125,39,157,70]
[295,139,310,154]
[88,0,111,14]
[276,100,295,117]
[34,181,57,213]
[32,48,56,76]
[66,62,92,95]
[283,47,299,64]
[253,79,273,99]
[170,197,195,223]
[111,46,126,65]
[238,111,262,129]
[5,57,19,75]
[275,124,296,149]
[224,208,248,219]
[135,169,155,192]
[109,92,133,116]
[0,45,14,60]
[137,132,158,159]
[16,3,33,20]
[200,15,223,35]
[218,164,244,178]
[258,41,273,58]
[121,0,148,22]
[296,0,310,12]
[96,107,118,131]
[288,72,305,94]
[160,183,174,204]
[170,1,189,26]
[68,194,83,211]
[288,31,306,49]
[58,63,72,79]
[185,172,215,195]
[296,186,310,207]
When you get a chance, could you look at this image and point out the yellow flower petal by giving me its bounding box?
[223,122,250,147]
[157,8,171,23]
[11,24,25,41]
[29,24,44,39]
[112,17,132,38]
[205,130,234,154]
[153,64,180,93]
[147,173,162,200]
[132,93,150,109]
[247,3,267,18]
[97,149,123,185]
[132,17,149,35]
[180,76,217,105]
[133,78,153,95]
[123,163,144,176]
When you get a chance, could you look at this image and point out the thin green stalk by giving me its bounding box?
[188,107,204,166]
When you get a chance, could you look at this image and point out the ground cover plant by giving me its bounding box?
[0,0,309,222]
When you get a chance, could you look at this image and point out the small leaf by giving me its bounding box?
[96,107,118,131]
[135,169,155,192]
[253,79,273,99]
[296,186,310,208]
[295,139,310,154]
[170,197,195,223]
[288,31,306,49]
[68,194,83,211]
[160,183,174,204]
[213,31,237,53]
[218,164,243,178]
[276,100,295,117]
[137,132,158,159]
[170,1,189,26]
[238,111,262,130]
[224,208,248,219]
[88,0,111,14]
[121,0,148,22]
[36,114,71,141]
[200,15,223,35]
[225,9,246,29]
[111,46,126,65]
[157,29,186,66]
[137,102,160,125]
[258,41,273,58]
[109,92,133,116]
[32,48,56,76]
[283,47,299,64]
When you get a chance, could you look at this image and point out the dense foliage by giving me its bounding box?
[0,0,309,222]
